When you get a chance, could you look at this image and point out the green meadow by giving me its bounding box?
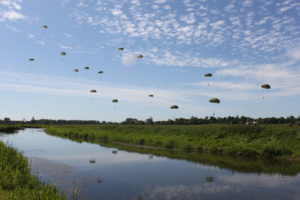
[45,124,300,160]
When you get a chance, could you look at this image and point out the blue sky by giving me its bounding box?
[1,0,300,121]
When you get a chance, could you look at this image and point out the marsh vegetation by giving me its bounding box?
[46,124,300,161]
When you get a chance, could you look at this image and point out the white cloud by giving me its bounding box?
[27,33,35,38]
[146,50,232,68]
[189,81,257,91]
[121,53,136,67]
[216,61,300,97]
[69,0,300,56]
[0,70,190,107]
[0,0,25,22]
[77,1,88,8]
[0,0,22,9]
[64,33,73,38]
[36,40,45,45]
[6,25,19,32]
[58,44,73,50]
[11,1,21,10]
[111,9,122,16]
[242,0,253,7]
[288,48,300,60]
[154,0,166,4]
[0,0,10,6]
[216,63,299,84]
[1,10,25,20]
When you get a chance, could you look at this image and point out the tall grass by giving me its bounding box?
[45,124,300,160]
[0,141,65,200]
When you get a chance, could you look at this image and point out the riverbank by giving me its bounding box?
[45,124,300,161]
[0,129,65,200]
[0,124,43,133]
[0,125,22,133]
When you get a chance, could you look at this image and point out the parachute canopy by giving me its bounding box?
[118,48,124,51]
[112,99,118,103]
[41,25,48,29]
[90,89,97,93]
[60,52,66,56]
[204,73,212,77]
[209,98,220,104]
[170,105,179,109]
[29,58,35,61]
[261,84,271,89]
[137,54,144,59]
[84,66,90,70]
[74,69,79,72]
[98,71,103,74]
[148,94,154,97]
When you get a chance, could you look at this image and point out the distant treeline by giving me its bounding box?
[122,116,300,125]
[1,116,300,125]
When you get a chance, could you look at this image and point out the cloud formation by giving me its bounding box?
[68,0,300,56]
[0,0,25,21]
[121,52,136,67]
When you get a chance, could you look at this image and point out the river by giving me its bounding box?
[1,128,300,200]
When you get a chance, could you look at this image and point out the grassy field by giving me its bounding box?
[45,124,300,160]
[0,127,65,200]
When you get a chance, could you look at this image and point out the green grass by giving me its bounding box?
[0,140,65,200]
[98,142,300,176]
[45,124,300,160]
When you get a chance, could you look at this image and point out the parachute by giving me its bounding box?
[29,58,35,61]
[84,66,90,70]
[60,52,66,56]
[41,25,48,29]
[112,99,119,109]
[148,94,154,103]
[137,54,144,59]
[204,73,213,86]
[261,84,271,89]
[74,69,79,72]
[209,98,220,104]
[98,71,103,74]
[261,84,271,99]
[90,89,97,93]
[118,48,125,56]
[170,105,179,109]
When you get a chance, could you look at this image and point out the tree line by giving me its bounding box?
[1,116,299,125]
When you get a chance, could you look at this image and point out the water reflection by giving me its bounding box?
[141,173,300,200]
[1,129,300,200]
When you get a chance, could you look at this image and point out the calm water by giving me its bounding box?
[1,128,300,200]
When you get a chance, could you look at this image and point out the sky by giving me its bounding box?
[0,0,300,121]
